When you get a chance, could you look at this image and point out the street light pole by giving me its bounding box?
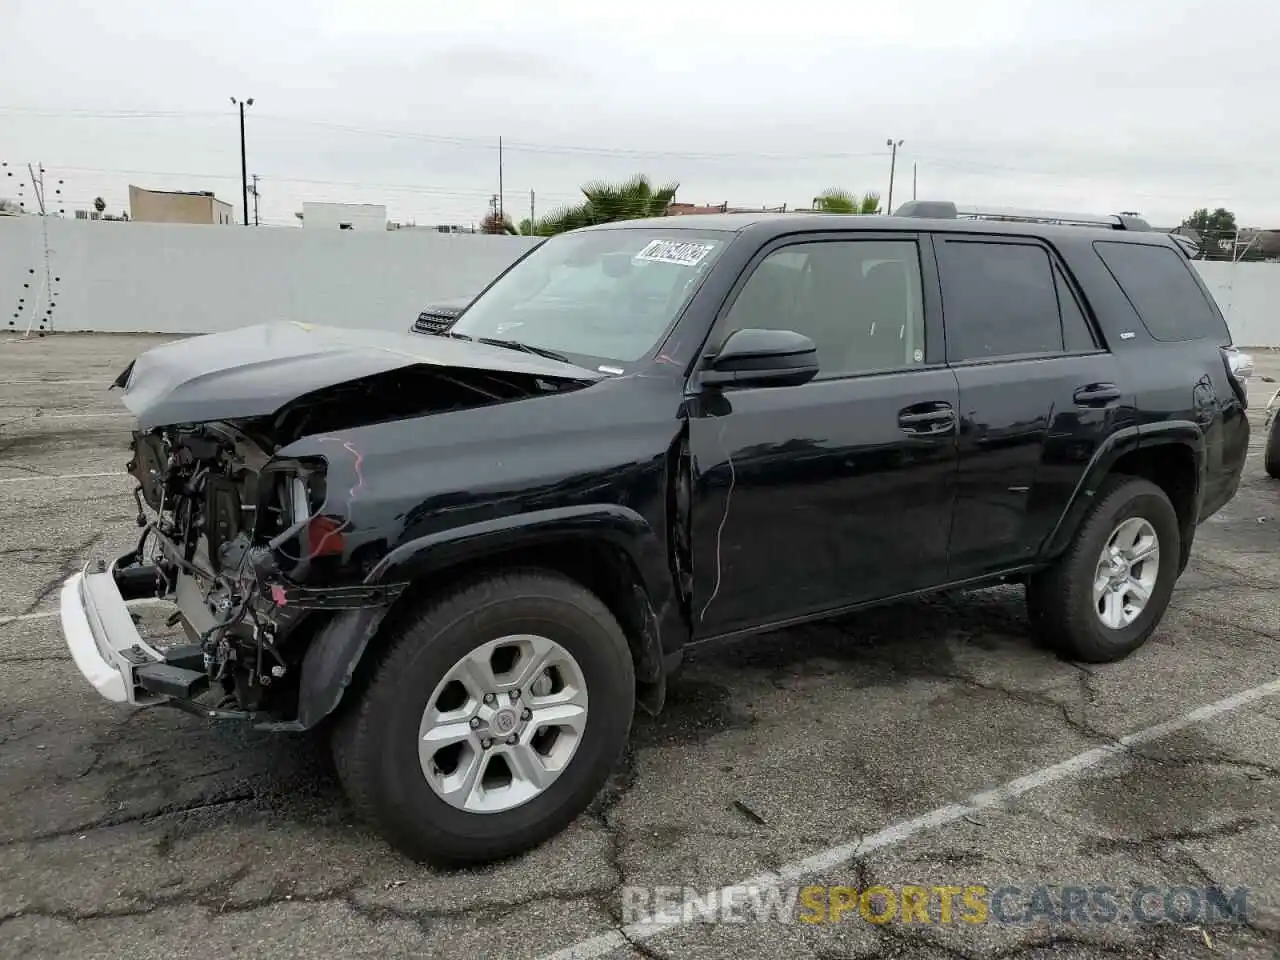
[886,138,904,214]
[231,97,254,226]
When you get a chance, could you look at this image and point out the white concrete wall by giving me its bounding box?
[1,216,538,335]
[1188,260,1278,348]
[1,216,1276,343]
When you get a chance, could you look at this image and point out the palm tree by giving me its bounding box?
[811,188,881,215]
[93,196,106,214]
[526,174,681,237]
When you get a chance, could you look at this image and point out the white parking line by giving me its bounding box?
[0,472,124,485]
[0,380,110,386]
[0,597,166,627]
[537,678,1280,960]
[27,412,130,420]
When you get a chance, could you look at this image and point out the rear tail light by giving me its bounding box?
[1221,347,1251,409]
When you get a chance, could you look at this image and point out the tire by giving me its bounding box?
[1265,415,1280,480]
[1026,476,1181,664]
[331,569,635,865]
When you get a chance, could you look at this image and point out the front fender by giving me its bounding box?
[275,505,676,732]
[1041,422,1205,562]
[1265,387,1280,429]
[376,504,677,708]
[366,504,670,597]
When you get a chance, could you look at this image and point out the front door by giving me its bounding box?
[687,234,960,639]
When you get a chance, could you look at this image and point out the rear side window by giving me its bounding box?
[1093,241,1230,343]
[935,239,1063,362]
[1054,264,1098,352]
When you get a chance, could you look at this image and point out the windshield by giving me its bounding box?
[450,228,730,368]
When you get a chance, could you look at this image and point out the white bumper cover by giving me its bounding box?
[59,562,166,705]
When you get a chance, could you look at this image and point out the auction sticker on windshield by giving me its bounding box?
[634,239,718,266]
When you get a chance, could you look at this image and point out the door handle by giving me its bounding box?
[1073,383,1121,406]
[898,402,956,434]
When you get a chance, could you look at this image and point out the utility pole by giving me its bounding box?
[529,189,535,232]
[912,162,917,201]
[250,174,260,226]
[885,138,904,214]
[497,136,505,221]
[230,97,254,226]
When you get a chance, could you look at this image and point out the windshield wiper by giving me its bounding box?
[475,337,572,364]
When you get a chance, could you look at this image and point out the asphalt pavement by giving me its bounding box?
[1,333,1278,960]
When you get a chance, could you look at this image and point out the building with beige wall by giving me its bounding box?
[128,185,236,225]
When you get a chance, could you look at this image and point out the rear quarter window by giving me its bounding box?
[1092,240,1231,343]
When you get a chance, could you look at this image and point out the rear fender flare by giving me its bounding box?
[1041,422,1205,562]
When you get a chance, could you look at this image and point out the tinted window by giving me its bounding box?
[937,240,1063,362]
[715,240,926,378]
[1093,241,1230,342]
[1055,264,1097,352]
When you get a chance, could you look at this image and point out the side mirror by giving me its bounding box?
[700,328,819,388]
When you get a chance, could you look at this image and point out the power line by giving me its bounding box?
[0,104,891,163]
[45,164,575,200]
[5,103,1272,193]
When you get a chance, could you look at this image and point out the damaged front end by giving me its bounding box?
[67,416,406,728]
[62,322,601,729]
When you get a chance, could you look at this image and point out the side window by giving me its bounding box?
[714,239,926,378]
[1093,241,1231,342]
[1054,264,1098,352]
[936,239,1063,362]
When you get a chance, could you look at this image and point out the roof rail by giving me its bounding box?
[892,200,1151,232]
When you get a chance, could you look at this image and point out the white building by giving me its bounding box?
[297,202,387,231]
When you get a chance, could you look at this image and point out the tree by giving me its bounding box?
[480,211,517,235]
[1181,207,1238,260]
[812,188,881,214]
[93,196,106,214]
[525,174,680,237]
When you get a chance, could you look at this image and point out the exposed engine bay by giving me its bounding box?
[126,419,324,717]
[120,362,582,721]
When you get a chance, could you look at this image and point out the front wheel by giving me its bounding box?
[332,570,636,865]
[1027,476,1181,663]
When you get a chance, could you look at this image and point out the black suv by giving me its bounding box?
[61,202,1250,865]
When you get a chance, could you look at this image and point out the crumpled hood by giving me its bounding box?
[115,321,603,430]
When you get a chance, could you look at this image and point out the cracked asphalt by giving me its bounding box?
[1,333,1279,960]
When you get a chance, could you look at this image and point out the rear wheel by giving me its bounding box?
[1265,415,1280,479]
[1027,476,1180,663]
[332,570,635,865]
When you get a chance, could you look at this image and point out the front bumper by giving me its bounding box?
[60,560,168,705]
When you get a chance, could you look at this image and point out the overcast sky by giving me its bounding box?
[3,0,1278,228]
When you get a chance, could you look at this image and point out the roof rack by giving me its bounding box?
[892,200,1151,232]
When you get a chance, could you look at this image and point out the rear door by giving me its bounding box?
[933,234,1133,580]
